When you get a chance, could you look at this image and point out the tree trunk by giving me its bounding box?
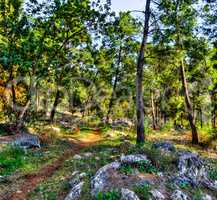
[50,89,61,123]
[200,108,203,129]
[106,46,122,122]
[16,99,31,129]
[35,87,40,112]
[136,0,151,144]
[180,60,198,144]
[151,91,157,130]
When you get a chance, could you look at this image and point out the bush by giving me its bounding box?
[119,160,158,175]
[209,168,217,180]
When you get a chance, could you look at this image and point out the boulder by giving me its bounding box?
[120,154,149,164]
[171,190,191,200]
[176,152,206,186]
[120,188,140,200]
[64,181,84,200]
[112,119,133,128]
[150,189,165,200]
[14,133,40,149]
[91,161,121,195]
[202,178,217,192]
[153,141,176,153]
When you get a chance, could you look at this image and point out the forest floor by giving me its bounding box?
[0,119,217,200]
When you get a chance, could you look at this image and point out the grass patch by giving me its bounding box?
[0,146,25,175]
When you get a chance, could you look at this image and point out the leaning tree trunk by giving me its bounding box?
[136,0,151,144]
[106,46,122,123]
[180,59,198,144]
[50,89,61,123]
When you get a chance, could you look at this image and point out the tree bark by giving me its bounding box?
[16,99,31,128]
[50,89,61,123]
[106,46,122,122]
[136,0,151,144]
[200,108,203,129]
[35,87,40,112]
[151,91,157,130]
[180,60,198,144]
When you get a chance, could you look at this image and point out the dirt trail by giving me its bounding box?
[1,129,102,200]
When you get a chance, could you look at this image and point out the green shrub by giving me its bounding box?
[209,168,217,180]
[134,184,151,200]
[96,190,121,200]
[119,160,158,175]
[0,146,25,175]
[179,181,191,190]
[119,164,134,175]
[136,160,158,174]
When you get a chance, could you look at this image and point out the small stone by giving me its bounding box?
[121,188,140,200]
[83,152,93,157]
[201,194,213,200]
[157,172,164,177]
[171,190,191,200]
[73,154,82,160]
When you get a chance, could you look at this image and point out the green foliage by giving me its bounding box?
[96,190,121,200]
[179,181,191,190]
[136,160,158,174]
[193,189,203,200]
[134,184,151,200]
[0,146,25,175]
[119,160,158,175]
[209,168,217,181]
[119,163,134,175]
[127,144,176,172]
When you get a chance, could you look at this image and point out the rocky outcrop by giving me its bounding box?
[91,161,121,195]
[120,154,149,164]
[174,152,207,186]
[202,178,217,192]
[150,189,165,200]
[201,194,215,200]
[64,172,87,200]
[153,141,176,153]
[14,133,40,149]
[64,181,84,200]
[171,190,191,200]
[69,172,87,187]
[121,188,140,200]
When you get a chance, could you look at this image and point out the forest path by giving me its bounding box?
[1,129,103,200]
